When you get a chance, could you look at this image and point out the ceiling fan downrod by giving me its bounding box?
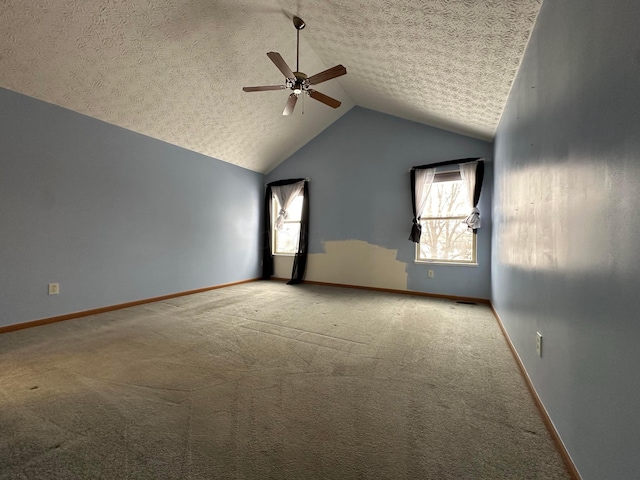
[293,16,305,73]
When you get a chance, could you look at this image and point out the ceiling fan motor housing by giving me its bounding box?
[289,72,309,95]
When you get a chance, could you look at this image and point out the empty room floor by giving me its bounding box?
[0,281,569,479]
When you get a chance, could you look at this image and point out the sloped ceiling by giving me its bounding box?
[0,0,542,173]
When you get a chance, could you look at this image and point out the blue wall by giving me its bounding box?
[268,107,494,299]
[0,88,263,328]
[492,0,640,478]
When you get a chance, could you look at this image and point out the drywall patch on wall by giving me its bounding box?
[273,241,407,289]
[306,240,407,290]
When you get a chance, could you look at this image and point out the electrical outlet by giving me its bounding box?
[428,270,435,278]
[536,332,542,357]
[48,283,60,295]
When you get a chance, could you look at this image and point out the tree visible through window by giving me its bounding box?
[273,194,303,255]
[417,173,476,263]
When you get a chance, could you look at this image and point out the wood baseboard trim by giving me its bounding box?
[271,277,490,304]
[489,303,581,480]
[0,278,261,335]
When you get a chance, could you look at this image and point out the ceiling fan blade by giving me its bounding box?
[242,85,286,92]
[307,65,347,85]
[267,51,296,80]
[308,89,341,109]
[283,94,298,116]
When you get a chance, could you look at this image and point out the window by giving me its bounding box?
[273,194,303,255]
[416,171,476,264]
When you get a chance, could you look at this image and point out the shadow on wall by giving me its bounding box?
[274,240,408,290]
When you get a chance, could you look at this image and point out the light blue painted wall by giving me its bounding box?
[492,0,640,478]
[0,88,263,328]
[268,107,494,299]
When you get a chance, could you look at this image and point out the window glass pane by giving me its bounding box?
[275,195,303,221]
[423,180,468,218]
[419,219,474,262]
[275,223,300,254]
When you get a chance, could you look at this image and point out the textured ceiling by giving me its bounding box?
[0,0,542,173]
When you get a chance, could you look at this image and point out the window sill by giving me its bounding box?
[274,253,296,257]
[414,260,478,267]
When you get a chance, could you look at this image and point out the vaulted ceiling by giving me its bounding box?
[0,0,542,173]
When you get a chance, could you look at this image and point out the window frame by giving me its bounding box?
[414,170,478,265]
[272,194,303,256]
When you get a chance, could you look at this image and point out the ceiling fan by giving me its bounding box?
[243,16,347,116]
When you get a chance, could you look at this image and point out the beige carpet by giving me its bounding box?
[0,281,569,479]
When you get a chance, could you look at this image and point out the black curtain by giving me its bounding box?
[261,178,309,284]
[262,184,275,280]
[289,181,309,284]
[467,161,485,234]
[471,162,485,209]
[409,157,484,242]
[409,168,421,242]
